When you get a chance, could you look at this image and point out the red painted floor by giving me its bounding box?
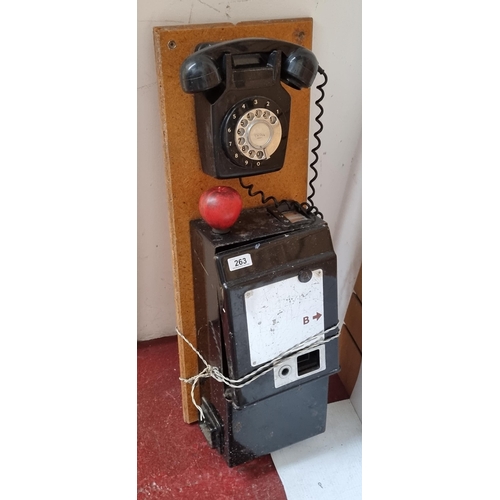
[137,335,348,499]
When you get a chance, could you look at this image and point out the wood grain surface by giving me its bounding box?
[154,18,314,423]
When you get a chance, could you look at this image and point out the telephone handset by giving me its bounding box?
[180,38,320,179]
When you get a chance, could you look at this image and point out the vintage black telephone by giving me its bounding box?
[179,37,339,467]
[180,38,322,180]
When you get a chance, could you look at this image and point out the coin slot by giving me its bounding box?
[297,349,320,377]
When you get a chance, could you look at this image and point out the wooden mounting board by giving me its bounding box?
[153,18,314,423]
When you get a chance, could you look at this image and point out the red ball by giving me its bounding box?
[199,186,243,233]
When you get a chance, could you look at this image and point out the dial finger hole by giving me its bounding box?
[237,128,245,136]
[237,137,245,145]
[248,150,255,158]
[270,116,277,124]
[263,111,269,119]
[256,151,264,159]
[255,110,262,118]
[240,119,248,127]
[247,112,255,121]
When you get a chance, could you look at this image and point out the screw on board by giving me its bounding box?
[168,40,176,49]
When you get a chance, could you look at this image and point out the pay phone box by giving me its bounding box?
[191,207,339,467]
[181,37,340,467]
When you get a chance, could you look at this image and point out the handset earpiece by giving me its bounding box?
[281,46,319,90]
[179,53,222,94]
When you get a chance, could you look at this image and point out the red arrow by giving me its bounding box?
[313,312,322,321]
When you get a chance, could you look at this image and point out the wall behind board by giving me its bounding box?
[138,0,361,340]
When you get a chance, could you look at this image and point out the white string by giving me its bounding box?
[176,322,341,420]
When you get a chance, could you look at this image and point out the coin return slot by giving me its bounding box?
[273,344,326,389]
[297,349,320,377]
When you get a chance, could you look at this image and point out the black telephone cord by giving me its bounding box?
[238,177,279,206]
[302,67,327,219]
[239,67,328,219]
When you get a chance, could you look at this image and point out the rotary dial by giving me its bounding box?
[234,108,282,160]
[222,97,286,170]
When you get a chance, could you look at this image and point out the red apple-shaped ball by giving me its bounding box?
[199,186,243,233]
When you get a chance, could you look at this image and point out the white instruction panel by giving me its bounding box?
[244,269,324,366]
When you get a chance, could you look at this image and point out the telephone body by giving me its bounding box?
[181,38,340,467]
[180,38,319,179]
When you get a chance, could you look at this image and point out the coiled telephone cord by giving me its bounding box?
[239,67,328,219]
[237,177,279,206]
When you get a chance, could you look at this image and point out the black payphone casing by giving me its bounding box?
[190,206,340,467]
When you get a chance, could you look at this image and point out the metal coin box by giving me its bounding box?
[190,206,340,466]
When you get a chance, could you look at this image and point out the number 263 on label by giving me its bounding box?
[228,253,253,271]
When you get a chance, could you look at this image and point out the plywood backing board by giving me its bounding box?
[338,325,362,396]
[344,294,362,352]
[339,265,362,396]
[153,18,314,423]
[354,264,362,302]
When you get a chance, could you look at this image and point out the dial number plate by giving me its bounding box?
[222,97,285,170]
[234,107,281,160]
